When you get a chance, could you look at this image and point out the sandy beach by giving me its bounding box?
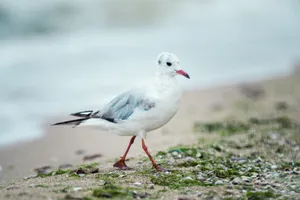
[0,69,300,199]
[1,69,299,182]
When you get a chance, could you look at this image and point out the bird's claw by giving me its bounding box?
[154,165,168,172]
[113,159,131,170]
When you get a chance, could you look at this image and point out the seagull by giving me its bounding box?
[52,52,190,171]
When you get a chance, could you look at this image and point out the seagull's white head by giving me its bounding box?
[156,52,190,79]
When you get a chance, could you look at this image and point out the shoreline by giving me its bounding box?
[0,71,299,182]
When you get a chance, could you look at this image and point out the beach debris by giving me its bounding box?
[239,83,265,100]
[74,167,99,175]
[58,164,73,169]
[83,153,103,161]
[34,165,52,175]
[75,149,86,155]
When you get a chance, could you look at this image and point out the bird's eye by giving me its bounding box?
[166,62,172,66]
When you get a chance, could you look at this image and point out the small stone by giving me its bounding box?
[172,151,179,157]
[139,192,150,199]
[185,157,195,162]
[72,187,82,191]
[34,165,52,175]
[197,175,205,181]
[98,180,106,186]
[133,182,142,186]
[241,176,250,183]
[238,159,247,164]
[196,152,202,158]
[251,173,258,178]
[270,132,280,140]
[232,177,241,185]
[271,165,278,169]
[148,184,155,189]
[132,190,138,198]
[182,176,193,181]
[256,157,263,163]
[215,180,224,185]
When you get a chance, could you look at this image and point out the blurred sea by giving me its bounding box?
[0,0,299,147]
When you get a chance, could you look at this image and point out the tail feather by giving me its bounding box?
[70,110,93,117]
[52,118,88,126]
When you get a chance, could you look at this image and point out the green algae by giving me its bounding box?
[92,183,137,199]
[246,190,280,200]
[194,116,298,136]
[150,172,213,189]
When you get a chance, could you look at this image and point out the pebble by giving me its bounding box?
[98,180,106,186]
[185,157,195,162]
[172,151,179,157]
[72,187,82,191]
[133,182,142,186]
[256,157,263,163]
[241,176,250,183]
[34,165,52,175]
[232,177,241,185]
[215,180,224,185]
[148,184,155,189]
[197,175,205,181]
[238,159,247,164]
[182,176,194,181]
[271,165,278,169]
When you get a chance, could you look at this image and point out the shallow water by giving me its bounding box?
[0,0,299,147]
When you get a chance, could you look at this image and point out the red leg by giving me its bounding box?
[113,136,136,170]
[142,139,166,172]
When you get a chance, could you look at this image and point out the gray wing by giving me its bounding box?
[92,89,155,122]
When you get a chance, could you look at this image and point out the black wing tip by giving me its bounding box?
[51,118,88,126]
[70,110,93,117]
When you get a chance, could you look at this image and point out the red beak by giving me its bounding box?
[176,70,190,79]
